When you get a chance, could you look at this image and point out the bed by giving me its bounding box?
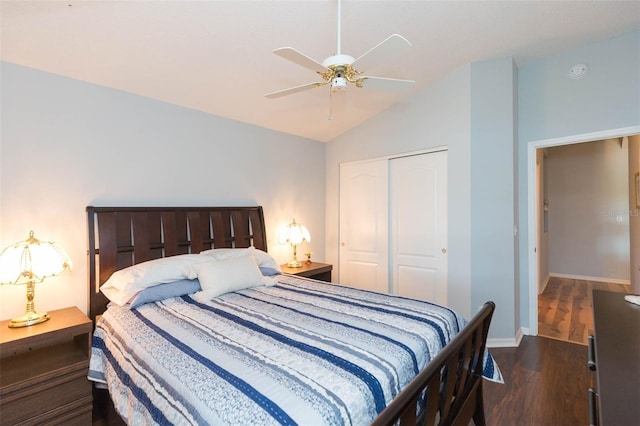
[86,206,502,425]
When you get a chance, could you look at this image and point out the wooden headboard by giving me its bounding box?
[87,206,267,321]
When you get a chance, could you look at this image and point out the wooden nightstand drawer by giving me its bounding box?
[1,370,91,425]
[281,262,333,282]
[0,307,93,426]
[24,396,93,426]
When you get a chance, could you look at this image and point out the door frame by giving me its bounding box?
[527,125,640,336]
[338,147,448,169]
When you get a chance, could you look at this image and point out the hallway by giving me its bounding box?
[537,277,630,345]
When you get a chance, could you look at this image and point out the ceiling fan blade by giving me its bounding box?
[351,34,412,72]
[356,76,415,92]
[273,47,329,74]
[264,81,327,99]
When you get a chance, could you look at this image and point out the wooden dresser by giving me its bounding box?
[0,307,93,425]
[590,290,640,426]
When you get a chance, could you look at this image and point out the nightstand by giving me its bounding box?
[281,262,333,282]
[0,307,93,425]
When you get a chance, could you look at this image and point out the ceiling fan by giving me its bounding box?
[264,0,415,100]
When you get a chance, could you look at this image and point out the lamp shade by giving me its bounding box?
[278,219,310,268]
[278,219,311,246]
[0,231,72,285]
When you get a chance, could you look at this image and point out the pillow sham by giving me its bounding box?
[199,246,281,272]
[129,279,201,309]
[193,254,267,300]
[100,254,210,306]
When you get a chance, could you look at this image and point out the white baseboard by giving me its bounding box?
[549,272,630,286]
[540,274,551,294]
[487,327,524,348]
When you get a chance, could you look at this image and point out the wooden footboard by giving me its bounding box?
[371,301,495,426]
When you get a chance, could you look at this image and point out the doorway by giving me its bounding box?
[527,126,640,336]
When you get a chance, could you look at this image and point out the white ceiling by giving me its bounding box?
[2,1,639,142]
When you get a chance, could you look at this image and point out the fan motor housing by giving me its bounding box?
[322,54,355,68]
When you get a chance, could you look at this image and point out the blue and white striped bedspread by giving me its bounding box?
[89,275,502,425]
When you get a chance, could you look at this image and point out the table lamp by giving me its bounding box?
[0,231,72,327]
[278,219,310,268]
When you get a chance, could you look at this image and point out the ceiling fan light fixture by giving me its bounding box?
[331,76,348,92]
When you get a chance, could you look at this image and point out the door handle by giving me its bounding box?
[588,388,598,426]
[441,248,447,254]
[588,335,597,371]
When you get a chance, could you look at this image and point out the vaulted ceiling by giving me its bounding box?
[2,1,639,142]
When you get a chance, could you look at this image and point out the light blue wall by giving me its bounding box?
[519,31,640,143]
[517,30,640,327]
[326,58,521,339]
[0,62,326,320]
[470,57,518,339]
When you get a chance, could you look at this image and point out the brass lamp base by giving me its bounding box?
[9,311,50,328]
[286,260,303,268]
[286,243,304,268]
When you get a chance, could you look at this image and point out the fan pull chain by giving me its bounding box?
[328,86,334,120]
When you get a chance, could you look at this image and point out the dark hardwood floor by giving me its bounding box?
[484,335,590,426]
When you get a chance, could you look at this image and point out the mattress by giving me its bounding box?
[89,274,501,425]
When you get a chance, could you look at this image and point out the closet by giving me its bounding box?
[339,150,448,304]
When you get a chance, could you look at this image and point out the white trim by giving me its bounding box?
[549,272,631,286]
[540,273,551,294]
[338,146,448,167]
[487,327,524,348]
[527,125,640,337]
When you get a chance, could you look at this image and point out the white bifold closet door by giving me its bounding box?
[339,150,448,304]
[339,159,389,293]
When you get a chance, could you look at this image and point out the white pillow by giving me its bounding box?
[193,254,267,300]
[199,246,281,272]
[101,254,210,306]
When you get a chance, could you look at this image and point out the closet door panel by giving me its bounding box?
[339,160,389,292]
[397,265,438,301]
[344,261,381,291]
[391,151,448,304]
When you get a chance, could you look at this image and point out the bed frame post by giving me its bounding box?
[87,206,96,322]
[371,301,496,426]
